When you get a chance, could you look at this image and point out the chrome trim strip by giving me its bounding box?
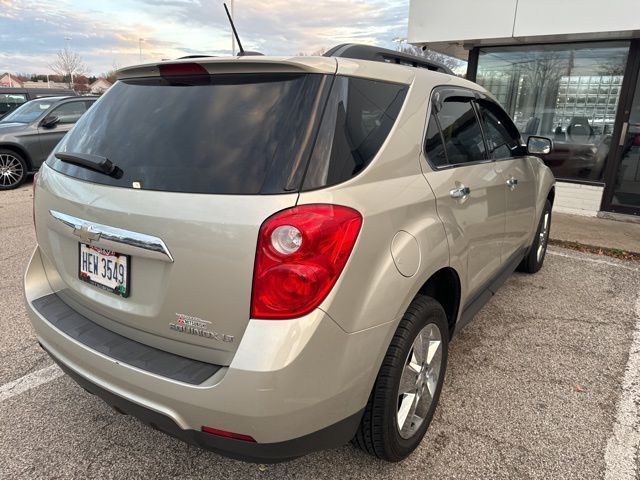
[48,210,174,263]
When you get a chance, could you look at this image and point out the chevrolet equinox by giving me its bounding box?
[24,44,555,463]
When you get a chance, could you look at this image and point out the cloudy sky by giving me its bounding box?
[0,0,410,75]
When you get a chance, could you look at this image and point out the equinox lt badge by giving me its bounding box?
[169,313,234,343]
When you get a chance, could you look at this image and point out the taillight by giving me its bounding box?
[32,172,38,227]
[251,204,362,320]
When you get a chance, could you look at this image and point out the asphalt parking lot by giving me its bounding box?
[1,181,639,479]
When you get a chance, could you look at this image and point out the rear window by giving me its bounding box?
[48,73,327,194]
[48,73,408,194]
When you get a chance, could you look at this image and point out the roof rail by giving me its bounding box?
[324,44,453,75]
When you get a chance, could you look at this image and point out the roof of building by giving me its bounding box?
[0,73,24,87]
[90,78,113,87]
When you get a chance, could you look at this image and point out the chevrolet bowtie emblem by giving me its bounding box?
[73,224,101,243]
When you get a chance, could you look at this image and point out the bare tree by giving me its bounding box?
[297,47,328,57]
[399,44,466,75]
[99,61,121,84]
[600,62,625,77]
[49,47,88,89]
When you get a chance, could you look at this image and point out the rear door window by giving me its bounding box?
[302,76,408,190]
[48,73,327,195]
[436,98,486,165]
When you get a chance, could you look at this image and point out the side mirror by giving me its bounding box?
[527,136,552,155]
[40,115,60,128]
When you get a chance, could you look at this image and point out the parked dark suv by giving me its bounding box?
[0,96,97,189]
[0,87,77,119]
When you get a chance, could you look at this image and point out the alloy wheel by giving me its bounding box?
[537,212,550,263]
[0,153,24,188]
[397,322,443,439]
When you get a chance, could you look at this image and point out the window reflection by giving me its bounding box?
[477,42,630,182]
[611,72,640,209]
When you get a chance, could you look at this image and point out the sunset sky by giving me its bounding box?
[1,0,410,75]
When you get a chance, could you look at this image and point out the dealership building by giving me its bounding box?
[409,0,640,218]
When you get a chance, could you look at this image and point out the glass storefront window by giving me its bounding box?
[477,42,630,182]
[611,71,640,210]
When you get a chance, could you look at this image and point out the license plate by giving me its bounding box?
[78,244,130,297]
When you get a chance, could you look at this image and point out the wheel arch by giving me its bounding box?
[547,186,555,206]
[0,143,33,170]
[417,267,461,337]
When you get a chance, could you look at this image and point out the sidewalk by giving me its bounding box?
[550,211,640,255]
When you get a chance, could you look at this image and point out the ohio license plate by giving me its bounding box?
[78,244,130,297]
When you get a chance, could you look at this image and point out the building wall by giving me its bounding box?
[408,0,640,57]
[408,0,516,45]
[554,182,604,217]
[22,81,69,89]
[514,0,640,39]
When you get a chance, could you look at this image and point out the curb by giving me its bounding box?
[549,239,640,262]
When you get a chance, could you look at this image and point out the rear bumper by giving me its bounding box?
[43,342,362,463]
[25,246,393,460]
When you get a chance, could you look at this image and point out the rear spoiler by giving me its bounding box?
[116,56,337,80]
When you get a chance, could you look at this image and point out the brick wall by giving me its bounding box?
[553,181,604,217]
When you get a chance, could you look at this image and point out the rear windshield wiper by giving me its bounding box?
[55,152,123,178]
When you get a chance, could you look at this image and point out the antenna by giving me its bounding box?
[223,3,244,55]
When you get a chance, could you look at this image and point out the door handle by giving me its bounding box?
[449,185,471,199]
[506,177,518,190]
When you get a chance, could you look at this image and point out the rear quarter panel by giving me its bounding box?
[297,73,455,336]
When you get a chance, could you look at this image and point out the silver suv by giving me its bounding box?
[24,45,555,463]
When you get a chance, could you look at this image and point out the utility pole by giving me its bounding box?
[231,0,235,56]
[139,38,144,63]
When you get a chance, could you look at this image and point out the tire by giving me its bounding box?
[517,199,552,274]
[0,149,28,190]
[352,295,449,462]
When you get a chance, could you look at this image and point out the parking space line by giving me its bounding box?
[548,250,640,272]
[549,247,640,478]
[0,364,62,403]
[604,294,640,480]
